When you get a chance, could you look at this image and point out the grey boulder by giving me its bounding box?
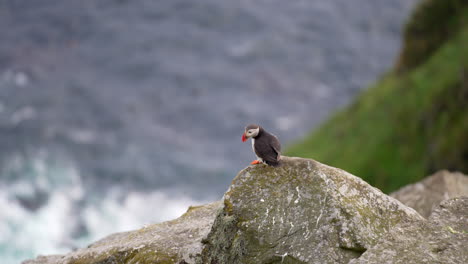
[200,157,424,264]
[352,197,468,264]
[391,170,468,218]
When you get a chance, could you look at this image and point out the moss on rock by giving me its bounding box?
[200,157,423,264]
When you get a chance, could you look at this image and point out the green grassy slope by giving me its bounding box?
[286,0,468,193]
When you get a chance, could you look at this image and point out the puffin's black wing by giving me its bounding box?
[270,134,281,160]
[254,132,281,166]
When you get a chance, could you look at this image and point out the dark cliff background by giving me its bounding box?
[0,0,421,263]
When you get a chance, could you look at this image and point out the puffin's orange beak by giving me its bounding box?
[242,133,247,142]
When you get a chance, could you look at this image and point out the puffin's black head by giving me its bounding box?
[242,124,261,142]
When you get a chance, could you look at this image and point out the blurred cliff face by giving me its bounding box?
[0,0,417,196]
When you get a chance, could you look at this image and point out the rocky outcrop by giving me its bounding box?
[24,201,222,264]
[24,157,468,264]
[200,157,423,264]
[352,197,468,264]
[390,170,468,218]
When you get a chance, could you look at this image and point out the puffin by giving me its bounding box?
[242,124,281,166]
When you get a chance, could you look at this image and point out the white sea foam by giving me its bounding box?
[0,184,75,263]
[0,157,205,264]
[82,188,205,243]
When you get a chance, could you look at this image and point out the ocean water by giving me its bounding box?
[0,154,205,263]
[0,0,417,263]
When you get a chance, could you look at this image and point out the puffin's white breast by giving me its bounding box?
[251,138,263,162]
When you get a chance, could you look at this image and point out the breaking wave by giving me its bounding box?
[0,156,204,264]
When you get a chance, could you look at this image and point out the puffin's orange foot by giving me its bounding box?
[250,160,261,165]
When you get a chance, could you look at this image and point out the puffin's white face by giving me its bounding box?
[242,125,261,142]
[245,127,260,138]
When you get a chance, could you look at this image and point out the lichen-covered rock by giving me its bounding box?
[23,201,222,264]
[351,197,468,264]
[199,157,424,264]
[390,170,468,218]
